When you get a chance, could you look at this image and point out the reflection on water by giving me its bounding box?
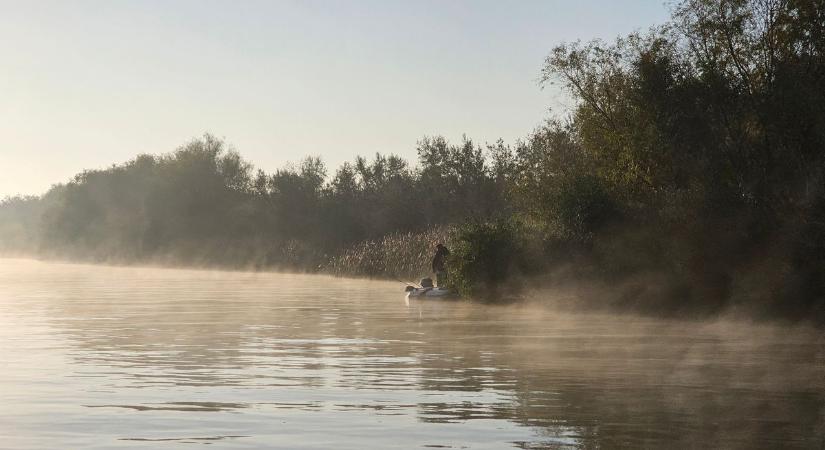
[0,258,823,449]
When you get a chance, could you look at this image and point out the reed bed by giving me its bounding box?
[323,226,451,280]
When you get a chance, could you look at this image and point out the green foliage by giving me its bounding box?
[0,195,42,253]
[536,0,825,320]
[417,135,506,223]
[448,220,540,299]
[556,175,617,241]
[0,132,501,271]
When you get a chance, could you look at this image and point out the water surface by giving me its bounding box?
[0,259,823,449]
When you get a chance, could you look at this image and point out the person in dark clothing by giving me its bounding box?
[432,243,450,287]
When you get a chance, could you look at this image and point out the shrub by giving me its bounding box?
[448,219,540,300]
[556,175,617,241]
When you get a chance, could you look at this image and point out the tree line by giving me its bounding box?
[0,133,510,267]
[1,0,823,321]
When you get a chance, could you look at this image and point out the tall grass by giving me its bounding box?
[323,226,451,280]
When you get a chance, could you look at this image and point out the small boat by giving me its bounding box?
[404,277,455,298]
[405,286,454,298]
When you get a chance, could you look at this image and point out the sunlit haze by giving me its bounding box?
[1,0,669,197]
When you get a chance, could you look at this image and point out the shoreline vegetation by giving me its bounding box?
[2,0,824,324]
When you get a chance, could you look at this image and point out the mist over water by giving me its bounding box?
[0,258,822,449]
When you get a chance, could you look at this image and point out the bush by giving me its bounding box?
[448,219,540,300]
[556,175,617,241]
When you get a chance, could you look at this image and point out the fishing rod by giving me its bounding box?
[396,278,422,289]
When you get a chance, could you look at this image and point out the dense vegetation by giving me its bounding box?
[0,134,502,269]
[1,0,823,322]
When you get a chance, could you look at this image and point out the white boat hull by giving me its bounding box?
[406,287,454,298]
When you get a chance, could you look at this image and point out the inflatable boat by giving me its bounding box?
[405,286,454,298]
[404,277,455,299]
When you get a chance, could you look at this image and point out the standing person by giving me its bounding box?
[432,243,450,287]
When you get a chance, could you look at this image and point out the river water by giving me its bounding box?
[0,258,823,449]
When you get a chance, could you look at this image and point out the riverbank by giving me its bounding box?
[0,226,449,281]
[5,223,824,328]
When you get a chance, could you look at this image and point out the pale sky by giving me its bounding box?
[0,0,671,197]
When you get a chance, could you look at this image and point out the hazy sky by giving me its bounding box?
[1,0,670,197]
